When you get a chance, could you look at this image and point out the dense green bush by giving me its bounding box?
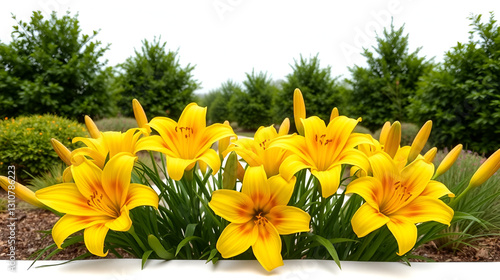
[0,11,115,121]
[94,117,138,132]
[409,14,500,155]
[346,23,432,131]
[229,71,278,130]
[114,38,200,119]
[202,80,243,124]
[277,55,343,131]
[0,115,88,182]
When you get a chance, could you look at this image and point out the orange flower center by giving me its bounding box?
[315,134,333,146]
[254,211,270,226]
[86,190,119,217]
[175,126,194,138]
[380,181,413,215]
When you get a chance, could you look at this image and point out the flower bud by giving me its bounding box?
[223,152,238,189]
[293,88,306,135]
[0,176,45,208]
[434,144,463,179]
[330,107,339,122]
[423,147,438,163]
[408,120,432,163]
[384,121,401,158]
[378,121,391,145]
[278,118,290,136]
[51,138,72,166]
[468,148,500,189]
[132,99,152,135]
[85,115,101,139]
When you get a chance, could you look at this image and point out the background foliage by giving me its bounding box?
[277,55,343,131]
[346,23,432,131]
[114,38,200,119]
[0,115,88,182]
[0,11,114,121]
[409,14,500,155]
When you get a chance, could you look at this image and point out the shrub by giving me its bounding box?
[94,117,138,132]
[0,114,88,182]
[114,38,200,119]
[0,11,115,121]
[277,55,343,131]
[229,71,278,130]
[408,14,500,155]
[346,23,431,131]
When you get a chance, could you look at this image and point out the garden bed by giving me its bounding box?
[1,202,499,262]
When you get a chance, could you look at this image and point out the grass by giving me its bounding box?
[432,150,500,250]
[94,117,138,132]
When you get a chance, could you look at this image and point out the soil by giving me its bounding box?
[1,189,499,262]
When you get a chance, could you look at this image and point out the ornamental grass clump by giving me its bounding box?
[3,92,500,272]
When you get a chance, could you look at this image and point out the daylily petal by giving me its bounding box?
[337,149,370,173]
[166,156,197,181]
[279,154,312,181]
[351,203,390,238]
[51,214,109,249]
[216,221,258,259]
[147,117,181,156]
[311,166,342,198]
[105,206,132,231]
[196,123,236,156]
[71,157,103,199]
[392,196,454,225]
[178,103,207,138]
[84,223,110,257]
[345,177,383,210]
[401,158,434,197]
[197,149,221,175]
[266,175,295,209]
[102,153,136,207]
[209,190,254,223]
[241,166,270,210]
[369,153,397,191]
[266,205,310,235]
[386,216,417,256]
[126,183,159,210]
[253,222,283,271]
[420,180,455,198]
[325,115,359,160]
[36,183,102,216]
[135,135,177,157]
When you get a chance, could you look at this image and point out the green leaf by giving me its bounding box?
[314,235,341,269]
[147,235,174,260]
[141,250,153,269]
[176,236,203,256]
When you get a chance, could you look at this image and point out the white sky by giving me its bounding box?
[2,0,500,94]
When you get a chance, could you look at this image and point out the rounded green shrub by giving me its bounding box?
[0,114,89,182]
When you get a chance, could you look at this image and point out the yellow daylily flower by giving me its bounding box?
[346,153,454,256]
[136,103,236,181]
[72,128,144,169]
[270,116,371,198]
[36,153,158,257]
[209,166,310,271]
[226,124,291,178]
[0,176,46,208]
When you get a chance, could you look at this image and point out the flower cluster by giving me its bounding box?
[2,91,500,272]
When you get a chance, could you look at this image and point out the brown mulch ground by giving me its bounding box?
[1,189,499,262]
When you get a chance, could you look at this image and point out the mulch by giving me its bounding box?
[1,189,499,262]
